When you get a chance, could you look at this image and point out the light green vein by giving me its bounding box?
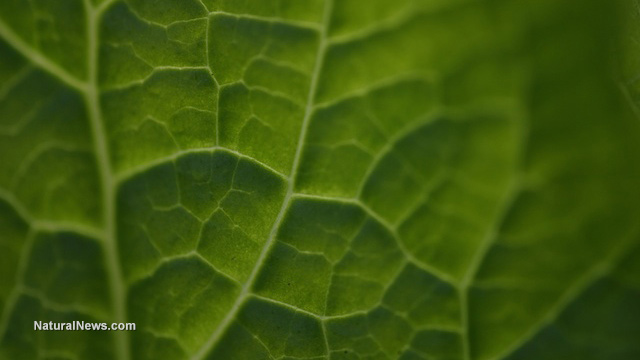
[83,1,129,359]
[0,19,87,91]
[190,1,334,358]
[116,147,287,184]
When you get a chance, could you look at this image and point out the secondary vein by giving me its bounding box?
[0,19,87,91]
[190,1,334,359]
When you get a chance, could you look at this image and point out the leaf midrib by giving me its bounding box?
[82,1,129,359]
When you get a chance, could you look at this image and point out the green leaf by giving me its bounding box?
[1,0,639,359]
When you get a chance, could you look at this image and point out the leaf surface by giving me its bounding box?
[1,0,639,359]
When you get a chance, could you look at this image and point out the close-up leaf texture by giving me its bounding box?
[1,0,640,359]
